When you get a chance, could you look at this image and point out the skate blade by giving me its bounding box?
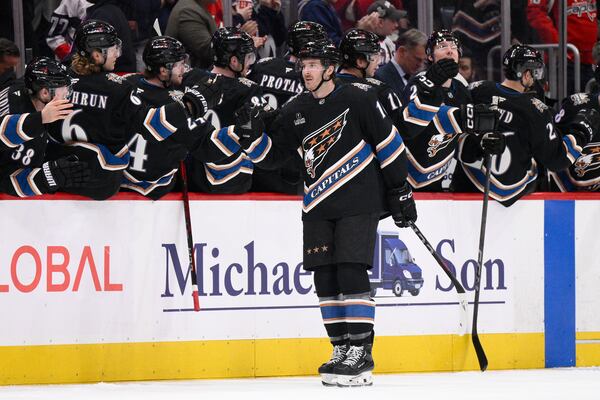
[320,373,337,386]
[336,371,373,387]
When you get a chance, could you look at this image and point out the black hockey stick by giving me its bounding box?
[472,154,492,372]
[179,161,200,312]
[408,221,468,331]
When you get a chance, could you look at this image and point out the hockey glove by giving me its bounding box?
[479,132,506,155]
[234,102,267,149]
[40,155,91,193]
[182,83,223,119]
[568,108,600,146]
[386,182,417,228]
[425,58,459,86]
[460,103,499,134]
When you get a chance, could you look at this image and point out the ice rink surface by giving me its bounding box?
[2,368,600,400]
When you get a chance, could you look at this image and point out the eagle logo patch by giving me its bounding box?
[574,143,600,177]
[302,109,348,178]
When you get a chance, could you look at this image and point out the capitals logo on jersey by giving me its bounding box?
[303,109,348,178]
[427,132,455,157]
[574,143,600,177]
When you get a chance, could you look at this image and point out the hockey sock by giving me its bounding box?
[314,265,349,345]
[338,263,375,346]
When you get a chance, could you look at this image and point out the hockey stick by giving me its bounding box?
[408,221,468,331]
[179,161,200,312]
[472,154,492,372]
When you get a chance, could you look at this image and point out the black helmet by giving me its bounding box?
[502,44,544,81]
[74,19,121,57]
[286,21,327,57]
[143,36,187,72]
[340,29,380,67]
[298,39,340,64]
[211,27,255,68]
[426,29,462,57]
[24,57,72,94]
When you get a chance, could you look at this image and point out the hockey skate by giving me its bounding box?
[318,343,349,386]
[333,344,374,387]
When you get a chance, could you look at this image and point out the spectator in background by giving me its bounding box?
[158,0,178,34]
[0,39,20,89]
[358,0,405,66]
[127,0,163,69]
[232,0,285,58]
[374,28,426,95]
[46,0,91,63]
[298,0,343,45]
[527,0,597,94]
[165,0,217,69]
[86,0,137,72]
[458,47,476,83]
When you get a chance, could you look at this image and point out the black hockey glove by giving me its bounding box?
[40,155,91,193]
[234,102,267,149]
[568,108,600,146]
[460,103,499,134]
[479,132,506,155]
[182,82,224,119]
[425,58,459,86]
[386,182,417,228]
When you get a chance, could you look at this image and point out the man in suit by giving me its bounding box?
[374,28,426,95]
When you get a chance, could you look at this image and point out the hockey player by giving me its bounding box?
[337,28,404,133]
[123,36,251,199]
[246,21,328,194]
[45,19,210,200]
[240,38,417,387]
[182,27,263,194]
[400,30,473,191]
[452,44,594,206]
[0,57,90,197]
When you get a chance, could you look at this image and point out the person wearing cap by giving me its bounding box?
[358,0,406,67]
[298,0,344,44]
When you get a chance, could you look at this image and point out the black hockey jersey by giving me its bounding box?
[122,75,243,198]
[0,82,52,197]
[455,81,583,206]
[255,83,408,220]
[182,69,263,193]
[400,73,472,190]
[247,56,304,109]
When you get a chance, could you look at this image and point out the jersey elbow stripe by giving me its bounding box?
[245,133,272,163]
[562,135,581,163]
[463,163,538,201]
[211,126,241,157]
[205,154,254,185]
[402,107,431,126]
[144,107,177,141]
[0,113,32,147]
[10,168,42,197]
[376,127,405,168]
[69,143,130,171]
[433,106,461,135]
[121,170,177,195]
[405,101,437,125]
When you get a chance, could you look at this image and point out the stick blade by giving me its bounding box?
[472,333,488,371]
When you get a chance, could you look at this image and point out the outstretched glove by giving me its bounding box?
[40,155,91,193]
[234,102,268,148]
[568,108,600,146]
[426,58,459,86]
[479,132,506,155]
[182,80,223,119]
[386,182,417,228]
[460,103,499,134]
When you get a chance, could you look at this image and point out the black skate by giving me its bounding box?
[333,344,374,387]
[318,343,349,386]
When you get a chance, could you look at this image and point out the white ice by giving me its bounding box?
[1,368,599,400]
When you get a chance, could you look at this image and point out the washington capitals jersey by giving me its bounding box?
[46,71,191,173]
[247,57,304,109]
[182,69,263,193]
[554,91,600,129]
[0,82,51,197]
[400,73,471,190]
[455,81,583,206]
[255,83,408,220]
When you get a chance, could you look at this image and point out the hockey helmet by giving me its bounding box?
[24,57,72,94]
[286,21,327,57]
[211,27,256,68]
[426,29,462,57]
[74,19,121,57]
[340,29,381,67]
[297,39,341,65]
[502,44,544,81]
[143,36,187,72]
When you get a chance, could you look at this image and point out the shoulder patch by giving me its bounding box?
[257,57,274,64]
[365,77,383,86]
[168,89,184,103]
[350,82,372,92]
[569,92,590,106]
[106,73,125,84]
[469,80,485,90]
[238,77,256,87]
[530,97,548,113]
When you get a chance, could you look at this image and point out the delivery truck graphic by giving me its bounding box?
[369,231,424,297]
